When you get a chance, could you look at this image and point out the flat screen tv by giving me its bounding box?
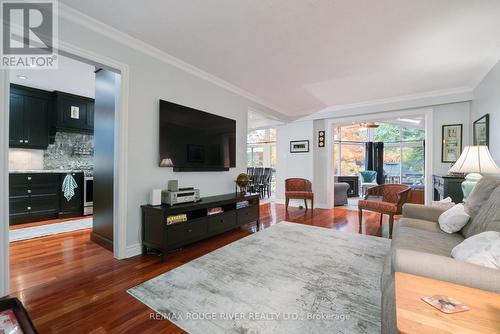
[159,100,236,171]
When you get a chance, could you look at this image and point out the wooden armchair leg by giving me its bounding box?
[358,209,363,234]
[379,213,383,226]
[285,198,289,211]
[311,199,314,211]
[389,214,394,238]
[304,199,308,211]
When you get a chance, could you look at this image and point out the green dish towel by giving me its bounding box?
[62,174,78,201]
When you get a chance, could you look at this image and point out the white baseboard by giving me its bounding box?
[125,243,142,258]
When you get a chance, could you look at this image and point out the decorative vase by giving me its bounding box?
[461,173,482,200]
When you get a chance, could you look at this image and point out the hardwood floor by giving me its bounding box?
[8,203,388,333]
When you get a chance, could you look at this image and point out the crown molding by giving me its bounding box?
[295,86,474,121]
[57,3,288,118]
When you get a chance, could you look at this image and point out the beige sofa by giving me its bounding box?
[381,176,500,334]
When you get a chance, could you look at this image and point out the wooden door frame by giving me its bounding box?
[0,40,130,296]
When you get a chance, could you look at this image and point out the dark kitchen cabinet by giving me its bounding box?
[9,84,51,149]
[9,172,84,225]
[54,91,94,133]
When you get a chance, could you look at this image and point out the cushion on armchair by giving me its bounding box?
[360,170,377,183]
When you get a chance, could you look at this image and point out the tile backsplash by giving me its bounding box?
[9,148,44,170]
[44,132,94,170]
[9,131,94,171]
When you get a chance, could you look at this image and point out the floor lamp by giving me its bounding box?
[448,146,500,200]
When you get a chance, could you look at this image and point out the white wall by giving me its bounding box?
[275,121,314,206]
[472,59,500,165]
[4,15,278,249]
[432,102,471,176]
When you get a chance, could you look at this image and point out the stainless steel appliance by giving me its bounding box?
[84,176,93,215]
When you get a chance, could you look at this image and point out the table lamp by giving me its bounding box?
[448,146,500,199]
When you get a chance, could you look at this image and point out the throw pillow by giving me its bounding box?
[462,185,500,238]
[464,175,500,217]
[451,231,500,270]
[438,203,470,234]
[432,197,455,210]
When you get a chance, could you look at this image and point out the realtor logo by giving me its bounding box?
[1,0,58,68]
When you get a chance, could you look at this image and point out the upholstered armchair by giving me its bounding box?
[358,184,410,237]
[285,178,314,211]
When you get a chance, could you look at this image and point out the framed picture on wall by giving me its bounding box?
[441,124,463,163]
[290,140,309,153]
[473,114,489,147]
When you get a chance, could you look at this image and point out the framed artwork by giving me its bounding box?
[290,140,309,153]
[473,114,489,147]
[441,124,462,163]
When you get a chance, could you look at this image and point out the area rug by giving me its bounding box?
[10,217,92,242]
[128,221,390,334]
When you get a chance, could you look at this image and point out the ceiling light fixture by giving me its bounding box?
[359,122,379,129]
[16,75,27,80]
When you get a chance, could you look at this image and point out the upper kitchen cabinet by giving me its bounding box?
[9,84,51,149]
[53,91,94,133]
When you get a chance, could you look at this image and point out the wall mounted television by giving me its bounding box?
[159,99,236,171]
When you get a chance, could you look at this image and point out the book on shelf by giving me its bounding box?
[236,200,249,209]
[166,213,188,225]
[207,207,224,215]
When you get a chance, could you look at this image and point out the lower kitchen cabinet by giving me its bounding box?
[59,173,84,219]
[9,172,84,225]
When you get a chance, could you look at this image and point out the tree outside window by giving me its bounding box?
[333,123,425,186]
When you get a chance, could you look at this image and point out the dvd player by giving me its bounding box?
[162,188,200,205]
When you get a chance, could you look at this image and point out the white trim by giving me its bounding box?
[57,40,130,260]
[325,107,434,207]
[424,109,434,205]
[297,87,473,121]
[58,3,288,120]
[0,70,9,297]
[125,243,143,258]
[0,41,131,295]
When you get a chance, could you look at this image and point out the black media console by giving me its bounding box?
[141,193,260,261]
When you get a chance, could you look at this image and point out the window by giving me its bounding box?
[340,144,365,175]
[333,123,425,186]
[332,124,366,176]
[247,128,276,168]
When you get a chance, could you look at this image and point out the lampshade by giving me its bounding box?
[448,146,500,174]
[160,158,174,167]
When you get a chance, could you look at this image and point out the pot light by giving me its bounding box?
[16,75,27,80]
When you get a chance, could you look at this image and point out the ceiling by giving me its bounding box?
[61,0,500,118]
[248,108,284,130]
[10,55,95,97]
